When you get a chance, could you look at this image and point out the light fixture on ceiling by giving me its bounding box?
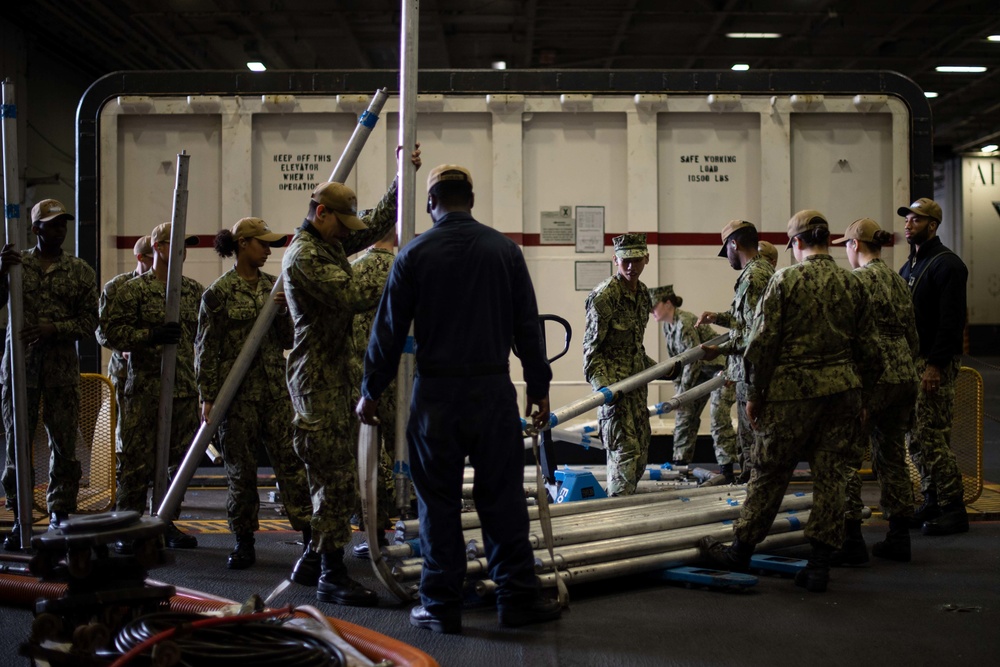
[987,35,1000,42]
[935,65,987,73]
[726,32,780,39]
[924,91,939,98]
[247,61,267,72]
[982,144,999,153]
[491,60,507,70]
[731,64,750,71]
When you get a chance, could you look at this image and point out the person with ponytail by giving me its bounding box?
[195,218,312,570]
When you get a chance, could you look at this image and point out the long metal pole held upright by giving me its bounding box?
[393,0,420,516]
[157,90,390,520]
[152,151,190,514]
[1,80,33,549]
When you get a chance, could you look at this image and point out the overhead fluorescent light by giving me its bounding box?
[726,32,780,39]
[987,35,1000,42]
[491,60,507,70]
[982,144,999,153]
[935,65,986,73]
[924,91,939,98]
[246,61,267,72]
[731,64,750,71]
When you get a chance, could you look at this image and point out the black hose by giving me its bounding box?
[113,612,344,666]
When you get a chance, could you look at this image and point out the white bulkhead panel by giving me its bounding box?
[961,157,1000,324]
[99,92,907,425]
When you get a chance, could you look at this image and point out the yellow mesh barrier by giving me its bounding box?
[906,366,984,505]
[31,374,116,514]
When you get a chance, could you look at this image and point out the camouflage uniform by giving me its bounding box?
[1,250,98,514]
[583,275,655,496]
[98,271,203,516]
[195,268,311,535]
[898,236,968,506]
[350,247,396,528]
[660,308,737,464]
[283,183,397,554]
[714,255,773,475]
[738,254,882,549]
[97,269,140,457]
[843,259,919,521]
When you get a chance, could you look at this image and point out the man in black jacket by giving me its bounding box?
[898,197,969,536]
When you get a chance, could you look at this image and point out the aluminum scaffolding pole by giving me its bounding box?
[158,90,389,520]
[1,79,33,550]
[543,332,728,430]
[391,0,420,516]
[152,151,190,513]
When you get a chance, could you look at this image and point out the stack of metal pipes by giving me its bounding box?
[384,486,812,593]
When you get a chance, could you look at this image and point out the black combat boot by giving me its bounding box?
[909,490,940,529]
[227,532,256,569]
[921,501,969,536]
[830,519,869,566]
[3,518,21,552]
[291,526,320,585]
[316,550,378,606]
[698,536,754,573]
[872,517,911,562]
[794,540,833,593]
[719,463,736,484]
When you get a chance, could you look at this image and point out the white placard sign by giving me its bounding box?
[575,261,612,292]
[575,205,605,253]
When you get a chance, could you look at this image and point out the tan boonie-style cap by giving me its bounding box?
[133,235,153,256]
[718,219,755,257]
[649,284,676,304]
[311,182,365,231]
[832,217,881,245]
[757,240,778,264]
[31,199,73,224]
[897,197,942,223]
[232,217,286,247]
[427,164,473,190]
[613,233,648,259]
[786,210,828,248]
[151,222,199,246]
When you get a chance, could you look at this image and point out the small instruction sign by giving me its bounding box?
[575,206,605,253]
[272,152,332,192]
[540,206,575,244]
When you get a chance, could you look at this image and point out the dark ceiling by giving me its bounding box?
[6,1,1000,157]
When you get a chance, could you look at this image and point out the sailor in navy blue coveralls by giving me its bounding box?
[357,164,560,633]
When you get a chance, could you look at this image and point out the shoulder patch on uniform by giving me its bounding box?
[202,288,222,311]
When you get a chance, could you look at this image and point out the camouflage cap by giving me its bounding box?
[151,222,199,246]
[648,284,676,304]
[232,217,286,247]
[832,217,881,245]
[133,235,153,257]
[311,182,365,230]
[719,219,755,257]
[897,197,942,223]
[31,199,73,224]
[612,233,648,259]
[786,210,828,248]
[757,240,778,264]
